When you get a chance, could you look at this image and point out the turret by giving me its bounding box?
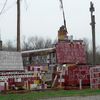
[58,25,67,41]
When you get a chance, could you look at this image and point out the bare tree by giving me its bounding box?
[22,36,31,50]
[44,38,53,48]
[22,36,54,50]
[83,38,100,65]
[3,40,16,51]
[83,38,90,64]
[27,36,45,49]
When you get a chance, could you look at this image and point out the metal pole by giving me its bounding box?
[17,0,21,51]
[89,2,96,67]
[59,0,68,34]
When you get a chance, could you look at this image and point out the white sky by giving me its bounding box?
[0,0,100,46]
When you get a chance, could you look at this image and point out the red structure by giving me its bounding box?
[64,65,90,87]
[52,64,90,89]
[53,31,90,89]
[56,41,86,64]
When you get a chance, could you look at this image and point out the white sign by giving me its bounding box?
[90,66,100,89]
[0,51,23,71]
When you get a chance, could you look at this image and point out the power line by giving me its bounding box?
[24,0,28,10]
[2,2,16,14]
[0,1,17,16]
[0,0,28,16]
[0,0,8,15]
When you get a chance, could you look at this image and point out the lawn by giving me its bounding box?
[0,89,100,100]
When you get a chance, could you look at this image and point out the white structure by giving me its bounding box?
[0,51,23,71]
[90,66,100,89]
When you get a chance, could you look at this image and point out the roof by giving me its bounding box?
[21,47,55,56]
[0,51,24,71]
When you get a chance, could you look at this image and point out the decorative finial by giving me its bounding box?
[90,1,95,13]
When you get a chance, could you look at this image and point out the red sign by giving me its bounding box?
[66,65,90,86]
[56,41,86,64]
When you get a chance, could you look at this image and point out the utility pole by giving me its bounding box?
[17,0,21,51]
[0,33,2,51]
[89,2,96,67]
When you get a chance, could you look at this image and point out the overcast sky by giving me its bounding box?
[0,0,100,46]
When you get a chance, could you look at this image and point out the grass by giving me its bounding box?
[0,89,100,100]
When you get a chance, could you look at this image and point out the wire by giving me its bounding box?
[0,0,28,16]
[24,0,28,10]
[0,0,8,15]
[2,2,16,15]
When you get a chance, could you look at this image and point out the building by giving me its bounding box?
[0,51,35,91]
[21,47,56,83]
[0,26,90,91]
[21,26,89,88]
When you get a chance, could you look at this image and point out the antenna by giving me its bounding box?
[24,0,28,10]
[59,0,68,34]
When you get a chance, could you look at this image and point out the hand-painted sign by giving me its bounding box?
[90,66,100,89]
[56,41,86,64]
[65,65,90,86]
